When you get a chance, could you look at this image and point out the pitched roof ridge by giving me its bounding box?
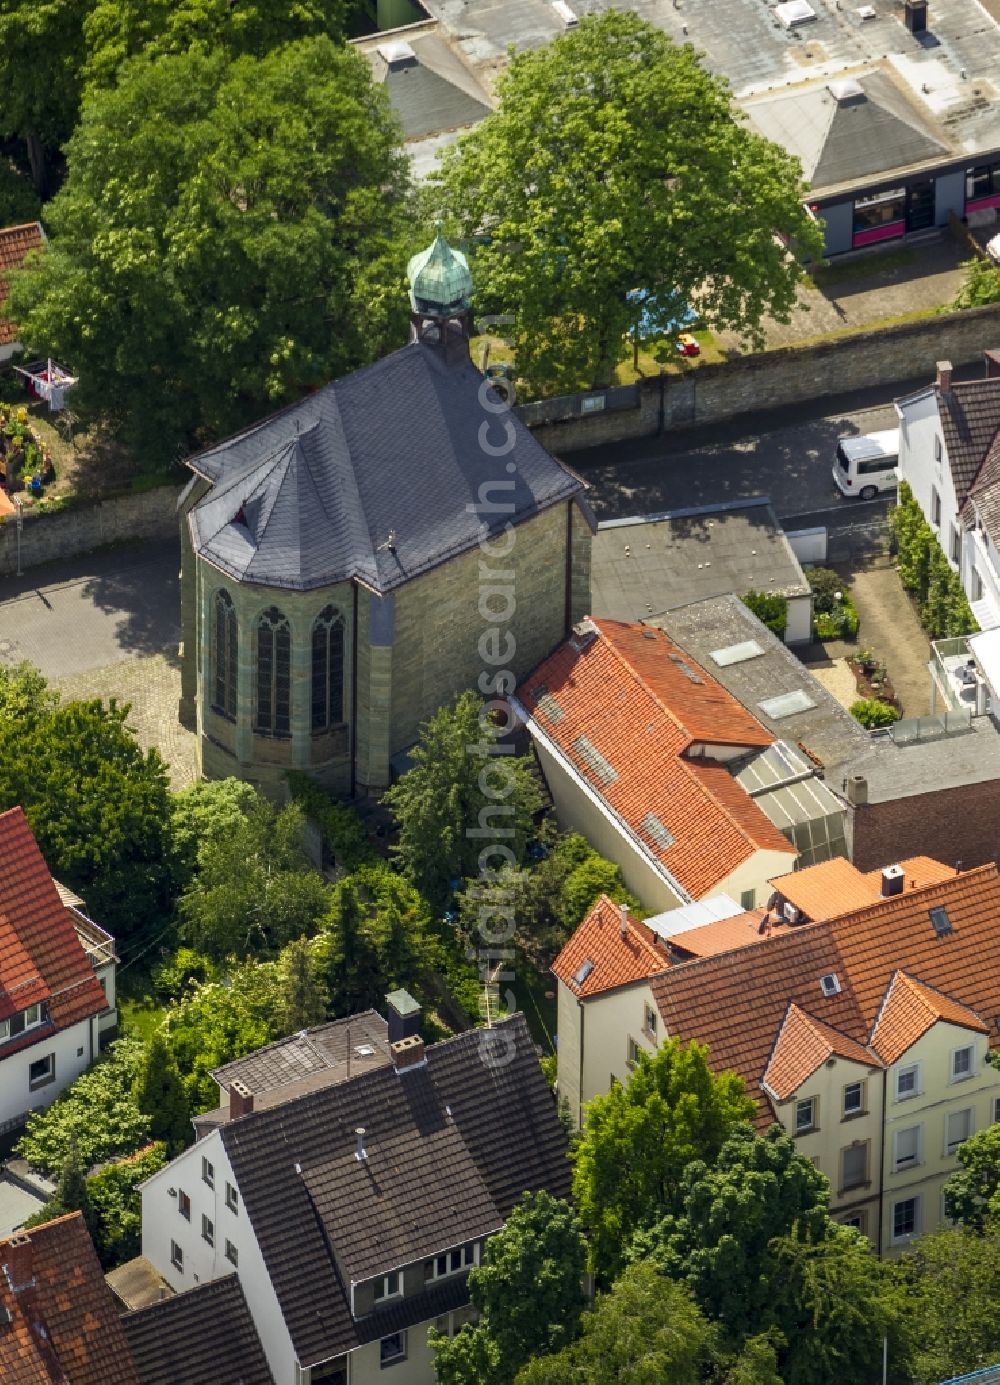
[968,424,1000,494]
[678,754,791,857]
[825,862,997,929]
[898,970,987,1026]
[660,915,832,973]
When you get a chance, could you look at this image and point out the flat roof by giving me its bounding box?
[592,498,809,626]
[841,714,1000,802]
[650,594,871,776]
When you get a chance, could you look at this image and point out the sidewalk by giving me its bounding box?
[842,561,932,718]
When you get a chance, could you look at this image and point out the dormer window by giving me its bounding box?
[374,1271,401,1303]
[426,1244,478,1281]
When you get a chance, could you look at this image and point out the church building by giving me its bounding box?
[177,231,593,798]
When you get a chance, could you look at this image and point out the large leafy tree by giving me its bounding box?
[383,691,542,905]
[437,10,822,395]
[87,1144,167,1269]
[0,666,175,938]
[943,1121,1000,1230]
[571,1038,754,1280]
[9,37,412,466]
[432,1192,587,1385]
[275,937,329,1033]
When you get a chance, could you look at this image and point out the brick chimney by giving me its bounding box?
[937,360,953,393]
[229,1078,254,1121]
[2,1234,34,1294]
[391,1034,426,1073]
[880,864,905,897]
[385,988,421,1045]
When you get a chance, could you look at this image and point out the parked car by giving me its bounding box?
[832,428,899,500]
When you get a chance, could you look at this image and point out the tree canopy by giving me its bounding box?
[943,1121,1000,1231]
[9,37,412,465]
[571,1037,754,1280]
[436,10,821,395]
[133,1032,192,1155]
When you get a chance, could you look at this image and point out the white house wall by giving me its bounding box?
[784,594,814,648]
[898,390,960,566]
[0,1018,95,1131]
[716,849,798,914]
[556,979,584,1127]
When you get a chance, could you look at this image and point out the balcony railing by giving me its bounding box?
[73,916,117,971]
[929,637,986,716]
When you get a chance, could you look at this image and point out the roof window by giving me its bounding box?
[571,959,595,987]
[819,972,842,997]
[711,640,765,667]
[669,653,703,684]
[641,812,676,850]
[929,906,953,937]
[532,684,565,724]
[572,735,618,785]
[759,690,817,720]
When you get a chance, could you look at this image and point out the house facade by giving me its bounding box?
[0,807,116,1137]
[140,1004,569,1384]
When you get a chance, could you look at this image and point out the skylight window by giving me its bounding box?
[819,973,842,997]
[929,906,953,937]
[669,654,703,684]
[711,640,765,667]
[572,959,595,987]
[531,684,565,724]
[759,690,817,720]
[573,735,618,785]
[355,1044,376,1057]
[641,812,676,850]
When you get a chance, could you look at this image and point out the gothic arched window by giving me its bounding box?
[212,588,238,720]
[255,607,291,737]
[311,606,345,731]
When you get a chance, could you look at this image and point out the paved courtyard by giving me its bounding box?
[0,540,196,787]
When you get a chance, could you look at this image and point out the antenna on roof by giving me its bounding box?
[376,528,398,554]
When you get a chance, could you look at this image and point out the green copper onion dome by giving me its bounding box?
[407,224,473,316]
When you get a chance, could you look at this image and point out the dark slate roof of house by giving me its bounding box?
[186,341,584,595]
[369,39,491,140]
[123,1276,274,1385]
[938,379,1000,504]
[220,1013,570,1368]
[964,433,1000,544]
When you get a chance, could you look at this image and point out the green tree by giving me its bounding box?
[383,691,542,905]
[890,1224,1000,1384]
[0,668,175,938]
[0,0,92,192]
[53,1139,99,1241]
[850,698,899,729]
[133,1032,192,1154]
[571,1038,754,1280]
[725,1335,784,1385]
[944,1122,1000,1230]
[179,798,329,959]
[632,1124,830,1344]
[742,591,788,639]
[10,38,411,466]
[169,777,259,887]
[431,1192,587,1385]
[952,255,1000,310]
[275,937,329,1032]
[436,11,821,395]
[16,1039,151,1175]
[87,1143,167,1269]
[515,1262,715,1385]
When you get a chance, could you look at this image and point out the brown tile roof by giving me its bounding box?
[0,807,107,1041]
[938,378,1000,504]
[667,907,791,958]
[0,1212,141,1384]
[220,1012,570,1369]
[0,222,43,346]
[769,855,956,922]
[651,865,1000,1125]
[870,970,988,1065]
[519,620,795,899]
[123,1276,274,1385]
[552,895,667,997]
[764,1002,878,1101]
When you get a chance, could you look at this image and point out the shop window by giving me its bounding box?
[853,188,905,235]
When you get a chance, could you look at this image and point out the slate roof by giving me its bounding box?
[0,222,43,346]
[0,1212,141,1384]
[368,38,491,140]
[213,1013,391,1098]
[518,618,795,901]
[764,1002,877,1102]
[0,807,107,1042]
[769,855,956,922]
[551,894,668,999]
[592,498,809,624]
[186,341,584,594]
[937,378,1000,505]
[219,1013,569,1368]
[123,1276,274,1385]
[651,865,1000,1126]
[964,432,1000,544]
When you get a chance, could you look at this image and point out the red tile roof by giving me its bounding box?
[770,855,956,921]
[0,807,106,1036]
[870,971,988,1065]
[667,907,793,958]
[764,1002,877,1101]
[651,865,1000,1125]
[519,619,795,899]
[0,222,43,346]
[0,1212,141,1384]
[552,895,667,998]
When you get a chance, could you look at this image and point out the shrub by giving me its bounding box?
[287,771,376,873]
[850,698,899,729]
[805,566,842,614]
[742,591,787,639]
[890,482,978,639]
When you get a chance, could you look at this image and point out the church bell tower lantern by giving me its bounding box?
[406,224,474,354]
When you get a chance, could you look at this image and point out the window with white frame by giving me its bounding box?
[433,1307,477,1339]
[380,1332,407,1368]
[893,1125,921,1171]
[895,1063,921,1100]
[24,1004,41,1028]
[795,1097,817,1134]
[626,1036,641,1069]
[427,1244,478,1282]
[225,1182,239,1214]
[225,1240,238,1267]
[643,1002,657,1038]
[842,1211,866,1236]
[892,1197,919,1242]
[950,1045,975,1081]
[28,1054,55,1090]
[170,1240,183,1271]
[843,1081,864,1117]
[374,1272,401,1303]
[946,1108,974,1155]
[202,1156,214,1189]
[841,1142,868,1190]
[931,487,942,527]
[202,1215,214,1247]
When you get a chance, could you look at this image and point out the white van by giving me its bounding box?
[832,428,900,500]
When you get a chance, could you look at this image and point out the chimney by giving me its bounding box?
[904,0,927,33]
[229,1078,254,1121]
[355,1127,367,1161]
[391,1034,427,1073]
[2,1235,33,1294]
[385,988,422,1045]
[619,903,629,938]
[881,863,905,897]
[985,350,1000,379]
[846,774,868,806]
[936,360,953,393]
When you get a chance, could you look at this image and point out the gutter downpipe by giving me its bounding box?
[877,1066,887,1258]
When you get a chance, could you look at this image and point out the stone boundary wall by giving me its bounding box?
[521,300,1000,454]
[0,484,183,577]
